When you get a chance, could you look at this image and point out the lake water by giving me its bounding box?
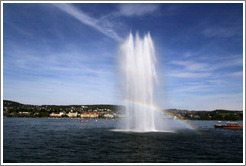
[3,118,243,163]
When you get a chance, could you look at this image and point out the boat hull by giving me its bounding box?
[214,125,243,129]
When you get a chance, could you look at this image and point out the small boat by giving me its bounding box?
[214,122,243,129]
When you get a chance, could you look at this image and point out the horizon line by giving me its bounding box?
[3,99,243,112]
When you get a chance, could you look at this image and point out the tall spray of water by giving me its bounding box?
[119,32,162,132]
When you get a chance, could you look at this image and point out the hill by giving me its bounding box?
[3,100,24,107]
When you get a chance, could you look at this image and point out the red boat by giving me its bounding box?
[214,122,243,129]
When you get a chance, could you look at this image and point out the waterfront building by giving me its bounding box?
[81,112,99,118]
[103,114,114,118]
[50,112,65,117]
[67,112,78,118]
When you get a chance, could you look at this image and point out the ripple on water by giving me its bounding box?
[3,118,243,163]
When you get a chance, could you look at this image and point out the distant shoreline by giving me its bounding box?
[3,100,243,121]
[3,117,244,122]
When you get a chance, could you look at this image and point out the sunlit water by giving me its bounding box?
[3,118,243,163]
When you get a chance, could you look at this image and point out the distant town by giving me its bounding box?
[3,100,243,121]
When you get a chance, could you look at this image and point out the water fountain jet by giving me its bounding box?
[118,32,166,132]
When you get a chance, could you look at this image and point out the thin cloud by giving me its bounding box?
[170,57,243,72]
[172,84,211,93]
[169,71,211,78]
[3,42,115,82]
[53,4,122,41]
[170,60,208,71]
[118,4,160,16]
[168,60,211,78]
[168,56,243,79]
[230,71,243,77]
[202,26,241,38]
[209,57,243,70]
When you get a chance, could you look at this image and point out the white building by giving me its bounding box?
[104,114,114,118]
[50,112,65,117]
[68,112,78,118]
[19,112,30,115]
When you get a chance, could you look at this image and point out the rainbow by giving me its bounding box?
[123,99,198,132]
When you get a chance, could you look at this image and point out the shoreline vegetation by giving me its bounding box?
[3,100,243,121]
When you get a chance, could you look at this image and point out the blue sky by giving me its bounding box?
[3,3,244,110]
